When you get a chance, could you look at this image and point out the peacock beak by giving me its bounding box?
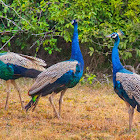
[106,35,111,38]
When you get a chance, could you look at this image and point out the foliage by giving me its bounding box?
[80,67,97,84]
[0,0,140,59]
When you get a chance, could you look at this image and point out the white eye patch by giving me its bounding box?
[112,34,117,38]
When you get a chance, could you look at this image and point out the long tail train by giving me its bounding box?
[25,94,41,111]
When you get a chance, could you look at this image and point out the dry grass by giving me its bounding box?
[0,79,139,140]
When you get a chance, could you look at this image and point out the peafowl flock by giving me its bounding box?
[25,20,84,119]
[107,31,140,131]
[0,52,46,110]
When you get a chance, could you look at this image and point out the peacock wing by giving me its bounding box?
[116,72,140,105]
[18,53,46,67]
[29,60,79,95]
[0,52,46,71]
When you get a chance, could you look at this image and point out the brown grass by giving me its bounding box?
[0,79,139,140]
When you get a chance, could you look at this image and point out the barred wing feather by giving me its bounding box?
[0,52,46,71]
[19,53,46,67]
[29,61,78,95]
[116,72,140,104]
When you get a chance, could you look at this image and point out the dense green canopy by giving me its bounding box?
[0,0,139,60]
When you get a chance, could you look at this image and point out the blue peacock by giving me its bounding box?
[25,19,84,119]
[107,31,140,131]
[0,52,46,110]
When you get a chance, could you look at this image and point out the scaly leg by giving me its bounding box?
[49,92,60,119]
[59,89,67,116]
[125,101,134,131]
[5,80,11,110]
[125,101,130,110]
[11,80,24,110]
[128,106,134,131]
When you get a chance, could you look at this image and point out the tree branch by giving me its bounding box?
[0,30,19,34]
[124,65,136,73]
[91,39,109,47]
[0,0,32,26]
[0,18,7,28]
[0,33,17,50]
[0,15,23,31]
[136,63,140,73]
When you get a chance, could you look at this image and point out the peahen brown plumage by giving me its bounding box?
[0,52,46,110]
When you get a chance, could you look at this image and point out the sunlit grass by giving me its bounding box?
[0,78,139,140]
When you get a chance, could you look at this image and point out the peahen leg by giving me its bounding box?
[11,80,24,110]
[49,92,60,119]
[59,89,67,116]
[5,80,11,110]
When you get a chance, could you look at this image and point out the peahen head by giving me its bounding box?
[106,30,124,41]
[71,19,78,25]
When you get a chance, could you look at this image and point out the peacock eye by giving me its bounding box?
[112,34,117,38]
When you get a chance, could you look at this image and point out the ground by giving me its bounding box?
[0,79,139,140]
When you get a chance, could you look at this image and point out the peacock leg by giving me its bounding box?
[59,89,67,116]
[5,80,11,110]
[49,92,60,119]
[125,101,130,110]
[11,80,24,110]
[125,101,134,131]
[128,106,134,131]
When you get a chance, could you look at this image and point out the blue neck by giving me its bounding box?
[112,36,124,85]
[71,23,84,69]
[112,37,124,75]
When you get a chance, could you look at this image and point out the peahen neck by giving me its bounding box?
[71,23,84,69]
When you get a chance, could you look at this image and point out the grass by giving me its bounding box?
[0,78,139,140]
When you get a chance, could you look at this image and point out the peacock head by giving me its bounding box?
[106,30,124,41]
[71,19,78,25]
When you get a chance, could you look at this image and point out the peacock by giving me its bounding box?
[25,19,84,119]
[107,31,140,131]
[0,52,46,110]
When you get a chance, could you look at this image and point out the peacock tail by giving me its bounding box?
[0,52,47,80]
[0,52,46,71]
[116,72,140,112]
[25,95,40,111]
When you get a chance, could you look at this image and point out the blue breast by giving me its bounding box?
[56,61,83,88]
[0,61,14,80]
